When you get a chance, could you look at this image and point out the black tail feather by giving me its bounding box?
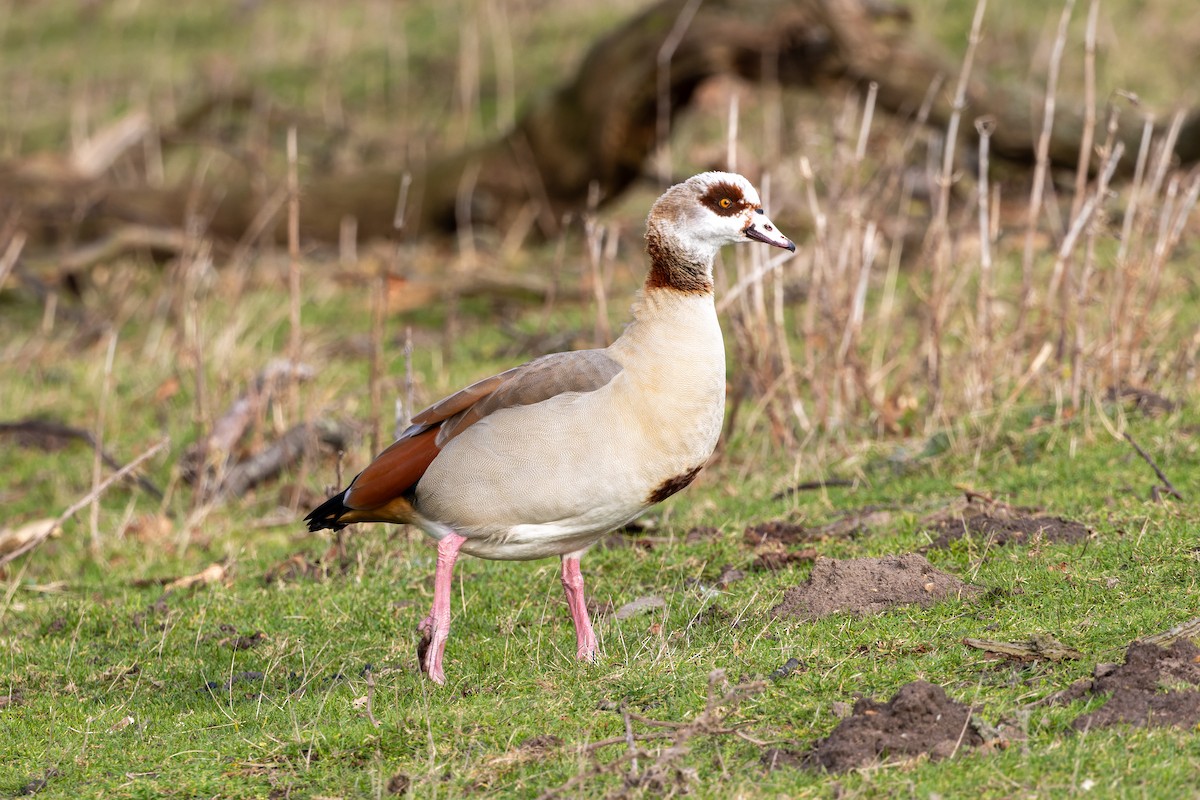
[305,490,351,532]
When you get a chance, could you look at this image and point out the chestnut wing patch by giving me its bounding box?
[344,350,622,510]
[343,427,441,510]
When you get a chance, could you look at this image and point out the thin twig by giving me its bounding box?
[1122,432,1184,500]
[0,419,163,499]
[0,439,170,569]
[622,701,639,777]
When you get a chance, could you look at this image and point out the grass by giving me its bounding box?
[3,0,1200,797]
[2,407,1198,798]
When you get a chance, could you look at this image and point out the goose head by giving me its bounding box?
[644,171,795,293]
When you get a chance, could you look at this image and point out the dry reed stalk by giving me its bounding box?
[1069,0,1100,223]
[40,288,57,336]
[924,0,988,426]
[1110,116,1154,383]
[0,231,25,292]
[1019,0,1076,328]
[1072,107,1121,408]
[1060,0,1099,408]
[867,170,913,420]
[1126,171,1200,384]
[584,183,612,347]
[837,222,876,367]
[446,161,482,373]
[339,216,358,266]
[485,0,516,134]
[1080,107,1123,407]
[653,0,703,185]
[455,14,481,146]
[773,257,810,434]
[798,157,829,423]
[726,91,739,172]
[368,261,386,458]
[973,117,995,409]
[286,126,302,423]
[370,173,412,456]
[89,332,118,555]
[1113,113,1190,381]
[855,82,878,163]
[534,218,568,341]
[401,327,415,439]
[182,238,214,509]
[1145,110,1187,206]
[1046,142,1125,348]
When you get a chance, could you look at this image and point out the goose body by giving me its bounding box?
[307,172,794,683]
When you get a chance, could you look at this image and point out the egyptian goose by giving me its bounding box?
[306,172,794,683]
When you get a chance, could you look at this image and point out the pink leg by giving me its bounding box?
[417,532,467,684]
[561,555,599,661]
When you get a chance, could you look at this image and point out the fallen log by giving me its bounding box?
[5,0,1200,249]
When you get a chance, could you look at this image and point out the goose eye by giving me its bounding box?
[718,198,732,209]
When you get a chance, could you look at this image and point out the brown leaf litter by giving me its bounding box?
[1052,639,1200,731]
[771,553,981,621]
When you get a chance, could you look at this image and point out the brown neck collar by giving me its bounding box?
[643,228,713,296]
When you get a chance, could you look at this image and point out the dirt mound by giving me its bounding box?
[770,554,980,621]
[771,681,984,772]
[923,496,1091,550]
[1057,639,1200,730]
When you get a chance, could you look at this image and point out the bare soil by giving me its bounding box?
[744,520,813,548]
[771,553,981,621]
[922,497,1091,550]
[744,508,895,548]
[1056,639,1200,730]
[764,681,984,772]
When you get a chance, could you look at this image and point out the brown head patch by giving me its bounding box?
[646,464,704,505]
[700,181,751,217]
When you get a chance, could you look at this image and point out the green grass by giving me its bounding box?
[3,0,1200,796]
[3,402,1198,798]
